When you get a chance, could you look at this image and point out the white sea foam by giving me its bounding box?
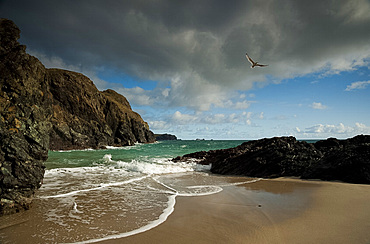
[115,158,206,175]
[54,148,96,153]
[41,176,149,199]
[178,185,223,196]
[176,178,262,196]
[41,153,262,244]
[44,166,123,180]
[64,176,262,243]
[102,154,113,162]
[46,155,210,180]
[71,202,83,214]
[193,163,212,171]
[104,146,125,150]
[217,178,263,187]
[105,142,142,150]
[152,176,178,194]
[67,193,177,244]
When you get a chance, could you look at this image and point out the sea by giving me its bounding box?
[0,140,257,243]
[0,139,318,243]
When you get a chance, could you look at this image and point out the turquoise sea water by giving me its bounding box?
[46,140,246,169]
[2,140,257,243]
[1,139,318,243]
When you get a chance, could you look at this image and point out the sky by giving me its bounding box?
[1,0,370,139]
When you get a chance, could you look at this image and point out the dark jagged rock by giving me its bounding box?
[302,135,370,183]
[155,133,177,141]
[102,89,154,146]
[174,135,370,184]
[48,70,155,150]
[0,19,155,215]
[174,137,323,176]
[0,19,51,215]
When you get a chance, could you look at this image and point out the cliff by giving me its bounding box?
[0,19,51,215]
[0,19,155,215]
[48,70,155,150]
[155,133,178,141]
[174,135,370,184]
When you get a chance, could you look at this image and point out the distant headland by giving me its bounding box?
[155,133,178,141]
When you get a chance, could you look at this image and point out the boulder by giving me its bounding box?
[174,135,370,184]
[302,135,370,184]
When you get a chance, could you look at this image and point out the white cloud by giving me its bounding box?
[148,120,171,130]
[271,115,289,120]
[115,86,170,107]
[298,122,370,137]
[355,122,370,132]
[28,49,109,90]
[345,80,370,91]
[161,88,170,97]
[150,110,267,128]
[172,111,197,124]
[310,102,328,110]
[124,87,153,105]
[243,111,253,119]
[234,100,252,110]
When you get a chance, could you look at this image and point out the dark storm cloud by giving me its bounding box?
[1,0,246,73]
[1,0,370,110]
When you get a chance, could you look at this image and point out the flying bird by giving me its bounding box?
[245,53,268,68]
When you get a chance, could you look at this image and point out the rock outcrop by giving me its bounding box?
[174,135,370,184]
[48,70,155,150]
[301,136,370,183]
[155,133,177,141]
[0,19,51,215]
[0,19,155,215]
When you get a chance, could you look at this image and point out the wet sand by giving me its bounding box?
[100,178,370,244]
[1,177,370,243]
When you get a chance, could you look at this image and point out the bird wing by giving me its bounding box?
[245,53,255,65]
[256,63,268,67]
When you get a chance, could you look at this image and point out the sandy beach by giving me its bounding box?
[99,178,370,244]
[1,177,370,243]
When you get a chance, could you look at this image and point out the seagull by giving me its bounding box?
[245,53,268,68]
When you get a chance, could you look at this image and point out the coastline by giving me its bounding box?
[98,178,370,244]
[1,174,370,243]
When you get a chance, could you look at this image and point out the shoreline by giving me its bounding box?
[98,178,370,244]
[1,177,370,243]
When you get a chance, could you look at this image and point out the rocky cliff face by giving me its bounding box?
[0,19,51,215]
[0,19,155,215]
[174,135,370,184]
[48,69,155,150]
